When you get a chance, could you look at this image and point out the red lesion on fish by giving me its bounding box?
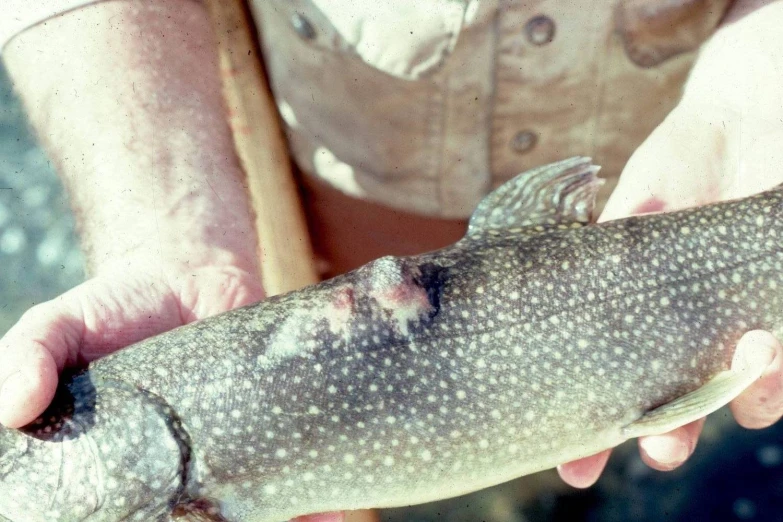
[370,277,433,335]
[373,281,431,311]
[332,287,355,310]
[359,256,440,335]
[326,286,355,334]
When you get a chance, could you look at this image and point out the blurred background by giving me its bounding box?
[1,63,782,522]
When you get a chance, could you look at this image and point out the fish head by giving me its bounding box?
[0,372,188,521]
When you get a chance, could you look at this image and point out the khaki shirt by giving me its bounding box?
[3,0,731,219]
[251,0,732,217]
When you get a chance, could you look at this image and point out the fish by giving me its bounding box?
[0,156,780,521]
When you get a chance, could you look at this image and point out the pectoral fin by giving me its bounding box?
[622,358,767,439]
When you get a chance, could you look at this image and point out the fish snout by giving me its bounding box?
[0,373,189,521]
[0,419,104,520]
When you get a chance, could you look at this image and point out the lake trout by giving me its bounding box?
[0,157,779,521]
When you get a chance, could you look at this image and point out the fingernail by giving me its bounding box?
[640,435,689,467]
[735,333,777,373]
[0,372,29,426]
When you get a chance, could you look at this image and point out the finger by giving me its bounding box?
[556,449,612,488]
[292,513,345,522]
[0,296,84,428]
[638,418,705,471]
[729,330,783,429]
[0,275,183,428]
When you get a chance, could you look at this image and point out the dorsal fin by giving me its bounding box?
[467,157,603,236]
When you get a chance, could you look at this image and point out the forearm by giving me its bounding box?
[2,0,259,277]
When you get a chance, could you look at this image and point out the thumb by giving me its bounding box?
[0,295,82,428]
[729,330,783,429]
[0,275,180,428]
[600,103,726,222]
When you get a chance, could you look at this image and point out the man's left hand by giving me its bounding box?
[558,0,783,487]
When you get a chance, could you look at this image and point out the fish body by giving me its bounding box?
[0,157,781,521]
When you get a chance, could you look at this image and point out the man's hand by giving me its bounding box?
[0,0,264,426]
[0,262,263,428]
[0,259,342,522]
[558,0,783,487]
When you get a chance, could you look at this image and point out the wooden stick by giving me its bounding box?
[205,2,378,521]
[205,0,318,296]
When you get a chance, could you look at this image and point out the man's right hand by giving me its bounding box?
[0,261,264,428]
[0,0,266,426]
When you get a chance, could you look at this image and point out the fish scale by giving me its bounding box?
[0,157,779,521]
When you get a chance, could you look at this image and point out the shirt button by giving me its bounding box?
[525,15,556,46]
[511,130,538,154]
[291,13,317,40]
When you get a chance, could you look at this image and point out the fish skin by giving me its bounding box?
[1,157,782,521]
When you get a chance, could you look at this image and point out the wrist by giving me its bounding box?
[70,150,262,279]
[86,221,261,280]
[72,159,259,278]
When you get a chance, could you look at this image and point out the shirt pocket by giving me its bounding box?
[253,0,472,187]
